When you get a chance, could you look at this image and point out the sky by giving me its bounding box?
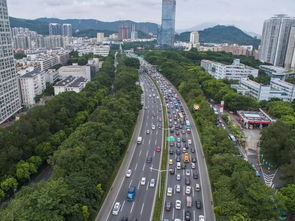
[7,0,295,34]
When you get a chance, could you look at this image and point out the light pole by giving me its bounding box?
[150,167,169,198]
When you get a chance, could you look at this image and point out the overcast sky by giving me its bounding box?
[7,0,295,34]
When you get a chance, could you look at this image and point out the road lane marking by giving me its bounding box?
[135,163,138,171]
[149,139,151,145]
[140,203,145,215]
[172,208,175,220]
[154,139,157,145]
[129,181,132,188]
[130,202,135,214]
[146,183,149,191]
[137,182,140,190]
[153,151,155,158]
[121,200,125,211]
[194,210,196,221]
[183,210,185,221]
[142,164,145,171]
[146,151,148,158]
[139,149,142,156]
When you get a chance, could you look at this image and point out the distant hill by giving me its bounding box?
[175,25,261,48]
[9,17,159,36]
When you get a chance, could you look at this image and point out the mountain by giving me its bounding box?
[175,25,261,48]
[176,22,217,33]
[9,17,159,36]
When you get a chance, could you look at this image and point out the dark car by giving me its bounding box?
[192,157,197,163]
[170,142,175,147]
[169,149,174,155]
[165,201,172,211]
[176,149,181,155]
[120,217,128,221]
[195,200,202,209]
[191,148,195,153]
[179,125,183,129]
[169,168,175,175]
[170,128,174,133]
[176,156,181,162]
[185,210,191,221]
[193,172,199,179]
[146,156,152,163]
[176,143,181,148]
[182,137,186,142]
[181,163,186,169]
[185,177,191,185]
[184,143,188,149]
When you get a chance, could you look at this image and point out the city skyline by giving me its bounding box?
[7,0,295,34]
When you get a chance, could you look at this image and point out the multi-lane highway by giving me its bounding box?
[142,59,215,221]
[98,67,164,221]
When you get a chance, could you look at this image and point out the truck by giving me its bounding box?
[183,153,190,163]
[127,186,136,201]
[137,137,143,144]
[186,196,192,208]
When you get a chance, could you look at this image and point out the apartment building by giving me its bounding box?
[58,64,91,81]
[54,76,87,95]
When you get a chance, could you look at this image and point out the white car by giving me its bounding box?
[176,174,181,181]
[175,200,181,210]
[112,202,121,215]
[199,215,205,221]
[176,184,181,193]
[152,125,156,130]
[188,139,192,145]
[141,177,146,185]
[167,187,173,196]
[185,169,191,176]
[150,178,156,188]
[126,169,132,178]
[185,186,192,195]
[146,130,150,134]
[191,163,196,169]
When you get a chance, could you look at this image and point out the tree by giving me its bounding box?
[82,205,90,221]
[16,161,31,181]
[96,183,104,195]
[0,177,18,193]
[280,184,295,218]
[0,189,4,201]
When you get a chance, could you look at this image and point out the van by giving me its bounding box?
[195,183,200,192]
[176,162,181,170]
[137,137,143,144]
[186,196,192,208]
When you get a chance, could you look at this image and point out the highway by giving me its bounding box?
[100,68,164,221]
[142,59,215,221]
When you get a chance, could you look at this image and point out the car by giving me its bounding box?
[146,156,152,163]
[152,125,156,130]
[188,139,192,145]
[192,157,197,163]
[186,129,191,134]
[175,200,181,210]
[196,200,202,209]
[155,146,161,152]
[185,169,191,176]
[182,147,187,153]
[191,163,196,169]
[112,202,121,215]
[185,210,192,221]
[176,184,181,193]
[144,106,148,110]
[185,177,191,185]
[176,156,181,162]
[193,172,199,179]
[170,142,174,147]
[195,183,201,191]
[141,177,146,185]
[181,130,186,134]
[177,137,181,142]
[185,186,192,195]
[191,148,195,153]
[181,163,186,169]
[126,169,132,178]
[176,149,181,155]
[165,201,172,211]
[120,217,128,221]
[167,187,173,196]
[182,137,186,142]
[150,178,156,188]
[146,130,150,134]
[170,128,174,132]
[176,173,181,181]
[169,168,175,175]
[169,159,173,165]
[169,149,174,155]
[199,215,205,221]
[176,142,181,148]
[175,131,180,136]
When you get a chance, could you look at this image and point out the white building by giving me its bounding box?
[0,0,22,123]
[259,65,295,80]
[62,24,72,37]
[285,26,295,69]
[93,45,110,57]
[19,70,46,106]
[201,59,259,81]
[270,78,295,102]
[189,31,200,48]
[45,69,60,83]
[58,64,91,81]
[54,76,87,95]
[97,32,104,43]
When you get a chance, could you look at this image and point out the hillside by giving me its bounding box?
[9,17,159,36]
[175,25,261,48]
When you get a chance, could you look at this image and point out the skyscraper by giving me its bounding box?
[118,26,130,40]
[190,31,200,48]
[285,26,295,69]
[0,0,22,123]
[259,14,295,67]
[62,24,72,37]
[49,23,62,35]
[159,0,176,48]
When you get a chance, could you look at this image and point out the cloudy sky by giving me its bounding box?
[7,0,295,34]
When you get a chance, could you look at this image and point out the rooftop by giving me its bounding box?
[237,110,273,123]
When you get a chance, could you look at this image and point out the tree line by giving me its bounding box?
[143,50,287,220]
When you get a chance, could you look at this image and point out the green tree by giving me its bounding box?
[16,161,31,181]
[96,183,104,195]
[0,177,18,193]
[280,184,295,218]
[82,205,90,221]
[0,189,4,201]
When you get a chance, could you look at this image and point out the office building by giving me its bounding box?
[201,59,259,81]
[285,26,295,69]
[270,78,295,102]
[97,32,104,43]
[190,31,200,48]
[62,24,72,37]
[44,69,60,83]
[0,0,22,123]
[159,0,176,48]
[49,23,63,35]
[131,24,138,40]
[58,64,91,81]
[19,70,46,107]
[54,76,87,95]
[259,65,295,80]
[259,14,295,67]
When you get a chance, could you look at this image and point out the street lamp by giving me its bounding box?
[150,167,169,198]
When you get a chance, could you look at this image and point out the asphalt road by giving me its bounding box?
[104,71,164,221]
[143,60,215,221]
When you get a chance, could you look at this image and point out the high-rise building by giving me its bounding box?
[190,31,200,48]
[285,26,295,69]
[0,0,22,123]
[49,23,62,35]
[131,24,138,40]
[259,14,295,67]
[62,24,72,37]
[118,26,130,40]
[159,0,176,48]
[96,32,104,43]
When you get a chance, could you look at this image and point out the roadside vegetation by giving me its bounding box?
[142,50,288,220]
[0,56,142,220]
